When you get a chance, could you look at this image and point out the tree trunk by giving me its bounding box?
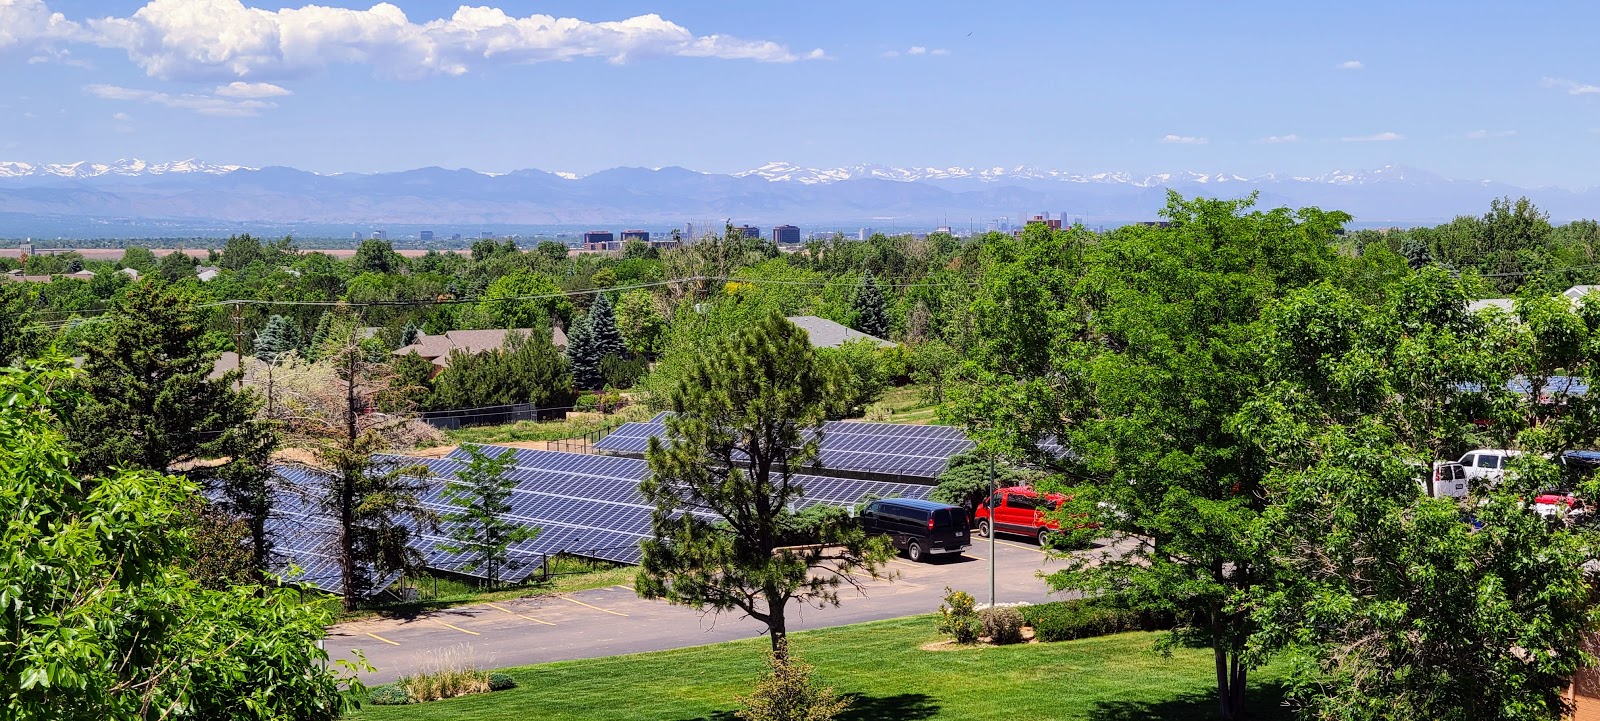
[339,467,358,612]
[766,591,788,661]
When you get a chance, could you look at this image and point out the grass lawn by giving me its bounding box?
[440,405,653,446]
[356,617,1290,721]
[866,384,943,425]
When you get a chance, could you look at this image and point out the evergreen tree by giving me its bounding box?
[400,321,422,348]
[565,313,605,391]
[437,444,540,586]
[851,271,888,339]
[64,282,256,476]
[638,312,895,656]
[1400,236,1433,269]
[588,293,628,361]
[254,314,298,362]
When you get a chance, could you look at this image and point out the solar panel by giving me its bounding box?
[593,417,975,479]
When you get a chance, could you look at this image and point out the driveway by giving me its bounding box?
[326,536,1093,683]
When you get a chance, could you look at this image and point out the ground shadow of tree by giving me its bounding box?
[672,692,939,721]
[1089,681,1293,721]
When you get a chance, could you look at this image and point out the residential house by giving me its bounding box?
[783,315,894,349]
[393,327,570,377]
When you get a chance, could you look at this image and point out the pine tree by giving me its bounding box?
[255,314,296,363]
[437,444,540,586]
[1400,236,1433,269]
[566,313,605,391]
[588,294,628,361]
[400,321,422,348]
[851,271,888,339]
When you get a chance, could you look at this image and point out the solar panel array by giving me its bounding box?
[593,416,977,479]
[261,447,934,595]
[257,467,405,597]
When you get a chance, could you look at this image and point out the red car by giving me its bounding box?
[972,486,1094,543]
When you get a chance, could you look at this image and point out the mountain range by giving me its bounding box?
[0,159,1593,239]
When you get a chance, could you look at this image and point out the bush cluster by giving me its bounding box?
[1020,598,1177,643]
[488,672,517,691]
[935,586,981,644]
[979,606,1025,645]
[368,684,410,705]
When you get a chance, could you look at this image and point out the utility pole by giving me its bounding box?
[230,303,245,390]
[988,454,996,607]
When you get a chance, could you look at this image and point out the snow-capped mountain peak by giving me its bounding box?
[732,161,1456,188]
[0,158,251,179]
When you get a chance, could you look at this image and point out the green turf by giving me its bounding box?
[356,616,1289,721]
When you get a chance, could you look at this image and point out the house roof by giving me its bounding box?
[208,352,270,384]
[393,327,570,370]
[1466,298,1516,314]
[784,316,894,349]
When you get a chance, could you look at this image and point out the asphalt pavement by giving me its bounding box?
[326,535,1091,683]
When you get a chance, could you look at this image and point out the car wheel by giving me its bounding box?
[1038,528,1056,549]
[908,540,924,562]
[977,520,991,538]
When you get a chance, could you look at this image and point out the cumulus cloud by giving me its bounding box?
[85,83,276,117]
[1336,60,1363,70]
[884,45,948,59]
[215,81,291,98]
[1465,129,1516,139]
[1159,134,1208,145]
[112,111,132,120]
[0,0,82,49]
[908,46,927,55]
[70,0,813,80]
[1542,76,1600,95]
[1253,134,1300,144]
[1341,131,1403,142]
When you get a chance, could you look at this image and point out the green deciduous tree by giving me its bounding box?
[614,289,667,357]
[430,328,575,410]
[437,444,540,586]
[0,282,42,365]
[1,358,359,720]
[638,312,894,655]
[815,337,886,418]
[350,238,405,275]
[851,271,888,339]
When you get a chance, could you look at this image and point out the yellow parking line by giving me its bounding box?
[436,620,481,636]
[993,539,1043,552]
[612,584,635,591]
[889,558,920,568]
[487,603,555,626]
[558,595,628,617]
[364,632,400,646]
[964,555,986,561]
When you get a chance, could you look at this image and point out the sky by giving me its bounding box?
[3,0,1600,187]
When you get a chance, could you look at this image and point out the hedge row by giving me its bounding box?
[1020,598,1177,643]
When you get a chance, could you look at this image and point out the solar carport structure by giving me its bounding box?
[593,413,977,482]
[264,447,935,596]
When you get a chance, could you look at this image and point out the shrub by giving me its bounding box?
[1021,598,1177,643]
[601,355,647,389]
[863,403,892,422]
[936,586,981,644]
[368,684,410,705]
[736,639,850,721]
[979,606,1025,645]
[395,646,494,702]
[488,672,517,691]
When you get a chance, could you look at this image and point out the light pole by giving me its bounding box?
[988,454,996,607]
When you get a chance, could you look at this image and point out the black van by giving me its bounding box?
[858,498,970,562]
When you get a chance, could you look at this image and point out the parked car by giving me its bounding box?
[973,486,1095,544]
[1533,490,1587,522]
[1457,449,1523,483]
[858,498,970,562]
[1422,461,1469,498]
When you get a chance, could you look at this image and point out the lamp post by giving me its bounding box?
[988,454,996,607]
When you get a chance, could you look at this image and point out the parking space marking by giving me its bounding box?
[612,585,635,591]
[435,620,481,636]
[488,603,555,626]
[558,595,629,617]
[364,632,400,646]
[993,539,1043,553]
[888,558,920,568]
[964,554,986,561]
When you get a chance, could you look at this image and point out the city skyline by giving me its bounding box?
[5,1,1600,188]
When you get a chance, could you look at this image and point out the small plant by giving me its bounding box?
[936,586,981,644]
[1020,598,1178,643]
[863,403,893,422]
[736,638,851,721]
[395,645,494,702]
[979,606,1025,645]
[488,672,517,691]
[368,684,410,705]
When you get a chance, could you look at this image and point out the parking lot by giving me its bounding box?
[326,535,1093,683]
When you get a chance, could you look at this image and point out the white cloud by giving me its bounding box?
[1336,60,1363,70]
[0,0,82,50]
[908,46,927,55]
[215,81,291,98]
[884,45,947,59]
[85,83,276,117]
[1159,134,1208,145]
[74,0,812,81]
[1253,134,1300,144]
[930,48,949,56]
[1464,129,1516,139]
[881,50,899,58]
[1341,131,1404,142]
[112,111,132,121]
[1542,76,1600,95]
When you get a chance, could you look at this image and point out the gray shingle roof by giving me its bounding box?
[393,327,569,370]
[784,316,893,349]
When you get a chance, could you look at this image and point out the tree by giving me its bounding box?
[535,240,570,264]
[0,282,42,365]
[351,238,404,275]
[431,328,575,409]
[437,444,540,586]
[254,313,301,362]
[463,269,573,330]
[63,281,257,476]
[1239,272,1595,720]
[1,358,358,720]
[735,639,850,721]
[815,337,886,417]
[119,245,158,272]
[930,452,1031,514]
[948,193,1346,719]
[156,249,198,281]
[565,312,604,391]
[588,293,628,361]
[851,271,888,339]
[637,312,894,655]
[1399,235,1432,269]
[220,233,265,271]
[614,289,667,357]
[909,340,959,404]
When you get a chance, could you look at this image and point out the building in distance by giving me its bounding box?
[735,225,761,240]
[771,224,800,245]
[419,230,434,241]
[858,228,875,241]
[582,230,616,251]
[620,229,650,243]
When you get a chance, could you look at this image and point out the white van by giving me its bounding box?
[1457,449,1523,483]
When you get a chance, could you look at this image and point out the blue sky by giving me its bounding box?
[4,1,1600,186]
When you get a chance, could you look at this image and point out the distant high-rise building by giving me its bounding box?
[451,233,462,241]
[620,229,650,243]
[352,232,362,240]
[419,230,434,241]
[582,230,615,250]
[372,230,387,240]
[935,226,953,235]
[685,222,694,243]
[771,224,800,245]
[481,231,494,240]
[735,225,761,240]
[858,228,875,241]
